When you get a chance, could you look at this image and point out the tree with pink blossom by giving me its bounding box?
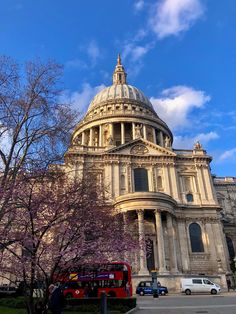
[0,171,136,313]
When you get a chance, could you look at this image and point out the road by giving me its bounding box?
[134,291,236,314]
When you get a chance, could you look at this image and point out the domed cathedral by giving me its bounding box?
[62,55,236,291]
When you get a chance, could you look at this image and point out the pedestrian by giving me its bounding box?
[47,284,64,314]
[83,284,91,298]
[125,282,131,297]
[227,278,232,292]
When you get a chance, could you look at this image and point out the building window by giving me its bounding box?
[121,175,126,194]
[189,223,204,252]
[186,193,193,202]
[157,176,163,190]
[184,177,192,191]
[133,168,149,192]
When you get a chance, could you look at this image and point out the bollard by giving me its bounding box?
[153,288,159,298]
[100,291,108,314]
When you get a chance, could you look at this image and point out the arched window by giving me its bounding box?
[226,236,235,261]
[186,193,194,202]
[134,168,149,192]
[189,223,204,252]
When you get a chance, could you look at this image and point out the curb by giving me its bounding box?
[125,306,139,314]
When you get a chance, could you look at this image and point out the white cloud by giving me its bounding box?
[174,132,219,149]
[134,0,145,12]
[61,83,106,113]
[122,42,154,77]
[66,40,101,69]
[87,40,101,65]
[65,59,88,69]
[149,0,204,39]
[219,148,236,161]
[123,43,151,63]
[150,85,211,130]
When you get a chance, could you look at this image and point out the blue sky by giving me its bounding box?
[1,0,236,177]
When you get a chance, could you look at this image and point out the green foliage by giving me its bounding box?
[0,306,26,314]
[0,297,136,314]
[0,297,25,309]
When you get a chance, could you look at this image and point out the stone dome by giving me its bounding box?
[88,84,153,112]
[87,54,154,113]
[71,55,173,149]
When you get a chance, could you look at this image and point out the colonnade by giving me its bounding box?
[126,210,178,275]
[76,122,169,148]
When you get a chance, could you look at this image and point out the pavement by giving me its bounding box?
[130,291,236,314]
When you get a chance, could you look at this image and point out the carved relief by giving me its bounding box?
[131,144,149,155]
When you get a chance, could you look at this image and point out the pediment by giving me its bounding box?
[106,139,176,156]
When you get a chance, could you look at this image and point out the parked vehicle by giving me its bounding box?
[181,278,221,295]
[0,285,17,296]
[136,281,168,296]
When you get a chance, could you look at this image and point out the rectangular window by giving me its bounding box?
[134,168,149,192]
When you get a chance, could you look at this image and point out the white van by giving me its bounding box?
[181,278,221,295]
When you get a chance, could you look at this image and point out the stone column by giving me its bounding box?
[155,210,167,274]
[169,165,180,201]
[143,124,147,140]
[196,165,207,202]
[153,128,157,144]
[121,122,125,145]
[132,123,135,140]
[159,131,164,147]
[167,214,178,273]
[81,132,85,145]
[110,123,114,139]
[205,222,218,271]
[203,166,215,202]
[113,162,120,197]
[99,125,103,146]
[137,210,149,275]
[163,166,171,195]
[212,222,228,272]
[89,128,93,146]
[177,220,190,272]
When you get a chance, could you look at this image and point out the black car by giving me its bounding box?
[136,281,168,296]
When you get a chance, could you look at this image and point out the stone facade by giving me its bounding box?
[59,56,236,291]
[214,177,236,278]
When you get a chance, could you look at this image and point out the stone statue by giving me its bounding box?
[194,141,202,150]
[72,136,81,145]
[135,124,142,138]
[107,135,113,146]
[93,137,98,146]
[164,136,170,148]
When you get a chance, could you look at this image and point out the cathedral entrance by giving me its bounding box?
[146,238,155,272]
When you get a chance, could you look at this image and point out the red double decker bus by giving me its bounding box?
[58,261,132,298]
